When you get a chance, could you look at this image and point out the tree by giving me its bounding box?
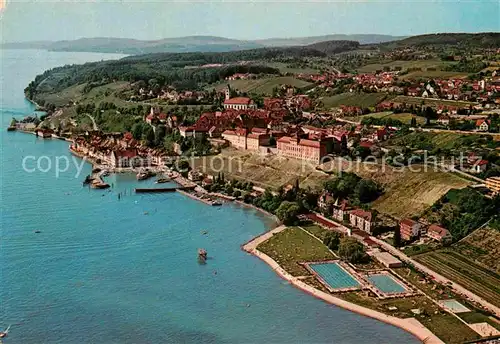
[143,126,155,146]
[354,179,381,204]
[410,117,417,127]
[155,124,167,146]
[323,232,341,251]
[276,201,300,225]
[338,237,366,263]
[131,122,144,140]
[393,227,402,248]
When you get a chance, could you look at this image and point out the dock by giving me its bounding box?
[134,186,221,206]
[135,186,194,193]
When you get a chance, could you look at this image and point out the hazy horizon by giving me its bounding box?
[1,0,498,43]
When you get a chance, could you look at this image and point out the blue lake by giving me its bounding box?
[0,49,419,343]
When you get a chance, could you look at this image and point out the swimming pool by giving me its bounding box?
[309,262,361,290]
[366,274,407,294]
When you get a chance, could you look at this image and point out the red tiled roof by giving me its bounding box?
[224,97,252,105]
[428,224,448,238]
[350,208,372,222]
[401,218,418,227]
[476,119,491,126]
[300,139,320,148]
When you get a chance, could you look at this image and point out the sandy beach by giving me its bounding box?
[242,227,444,344]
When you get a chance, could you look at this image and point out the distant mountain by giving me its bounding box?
[255,34,405,46]
[2,34,403,54]
[372,32,500,50]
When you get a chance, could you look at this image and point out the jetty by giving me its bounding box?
[134,185,221,206]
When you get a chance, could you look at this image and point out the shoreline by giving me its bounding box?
[242,227,444,344]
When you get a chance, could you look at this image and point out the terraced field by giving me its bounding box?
[415,250,500,308]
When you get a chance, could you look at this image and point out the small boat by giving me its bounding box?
[83,175,93,185]
[34,230,41,233]
[198,248,207,260]
[0,325,11,338]
[156,177,171,184]
[137,170,154,181]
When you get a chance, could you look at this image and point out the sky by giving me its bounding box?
[0,0,499,42]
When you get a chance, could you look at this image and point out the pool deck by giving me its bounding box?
[303,261,363,293]
[242,227,444,344]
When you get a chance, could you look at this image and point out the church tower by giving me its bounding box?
[225,84,231,100]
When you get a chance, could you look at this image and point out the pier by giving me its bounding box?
[135,186,195,193]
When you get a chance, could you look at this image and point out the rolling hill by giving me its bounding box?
[2,34,401,54]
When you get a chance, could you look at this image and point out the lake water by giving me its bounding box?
[0,49,419,343]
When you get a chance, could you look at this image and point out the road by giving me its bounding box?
[371,236,500,317]
[86,114,98,130]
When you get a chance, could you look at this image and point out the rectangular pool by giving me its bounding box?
[309,262,361,290]
[366,273,407,293]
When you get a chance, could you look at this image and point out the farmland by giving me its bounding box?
[400,70,469,80]
[391,95,477,108]
[357,59,454,73]
[191,149,330,190]
[454,228,500,274]
[414,250,500,308]
[319,92,392,109]
[211,76,313,95]
[319,158,471,219]
[347,111,427,125]
[386,131,498,152]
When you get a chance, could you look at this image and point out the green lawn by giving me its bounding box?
[257,226,335,276]
[300,223,331,241]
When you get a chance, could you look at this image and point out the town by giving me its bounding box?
[9,33,500,344]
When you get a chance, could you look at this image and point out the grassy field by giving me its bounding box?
[192,149,330,190]
[264,62,320,75]
[211,76,313,95]
[454,228,500,274]
[319,158,470,219]
[357,60,454,73]
[414,250,500,308]
[347,111,427,125]
[257,226,335,276]
[391,95,477,108]
[320,92,391,109]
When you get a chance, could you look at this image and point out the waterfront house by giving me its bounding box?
[400,218,422,241]
[427,224,452,243]
[349,208,374,234]
[110,149,139,168]
[35,128,54,138]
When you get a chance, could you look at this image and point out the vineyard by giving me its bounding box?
[415,250,500,308]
